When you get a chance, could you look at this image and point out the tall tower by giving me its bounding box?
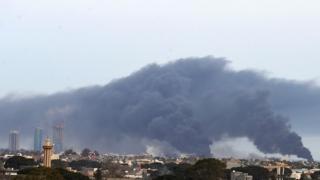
[9,130,19,152]
[52,123,64,153]
[43,138,53,168]
[34,128,43,152]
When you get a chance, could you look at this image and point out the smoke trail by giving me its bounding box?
[211,136,306,161]
[0,57,316,160]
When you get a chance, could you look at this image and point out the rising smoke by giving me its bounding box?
[211,136,306,161]
[0,57,317,160]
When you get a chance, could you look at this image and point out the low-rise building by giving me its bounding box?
[231,170,253,180]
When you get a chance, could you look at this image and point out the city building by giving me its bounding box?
[43,138,53,168]
[52,123,64,153]
[9,130,19,152]
[225,158,242,169]
[231,170,253,180]
[80,167,97,177]
[34,128,43,152]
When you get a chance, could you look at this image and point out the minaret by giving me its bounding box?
[43,138,53,168]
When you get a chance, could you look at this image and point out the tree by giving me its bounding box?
[311,171,320,180]
[301,173,312,180]
[155,159,226,180]
[142,162,164,170]
[94,168,102,180]
[5,156,37,170]
[51,159,68,169]
[224,169,232,180]
[56,168,90,180]
[166,162,192,179]
[69,160,101,171]
[187,158,226,180]
[153,174,180,180]
[81,148,91,157]
[18,167,64,180]
[18,167,90,180]
[101,160,125,178]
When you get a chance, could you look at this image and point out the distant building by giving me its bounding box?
[225,159,242,169]
[52,123,64,153]
[290,171,302,180]
[9,130,19,152]
[80,167,97,177]
[34,128,43,152]
[231,171,253,180]
[43,138,53,168]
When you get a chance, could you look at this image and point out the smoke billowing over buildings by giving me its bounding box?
[0,57,318,160]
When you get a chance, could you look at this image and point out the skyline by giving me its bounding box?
[1,57,319,160]
[2,1,320,179]
[1,127,317,162]
[2,0,320,164]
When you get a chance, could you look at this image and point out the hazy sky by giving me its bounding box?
[1,0,320,96]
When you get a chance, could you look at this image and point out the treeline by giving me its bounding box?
[150,159,318,180]
[5,156,320,180]
[153,158,227,180]
[14,167,89,180]
[3,156,101,171]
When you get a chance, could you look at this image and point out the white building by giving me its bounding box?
[231,170,253,180]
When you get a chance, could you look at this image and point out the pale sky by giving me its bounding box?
[1,0,320,96]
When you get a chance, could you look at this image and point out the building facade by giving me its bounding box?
[34,128,43,152]
[9,130,19,152]
[231,171,253,180]
[52,124,63,153]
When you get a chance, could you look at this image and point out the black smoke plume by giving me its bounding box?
[0,57,316,160]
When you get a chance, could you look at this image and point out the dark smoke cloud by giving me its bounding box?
[0,57,317,160]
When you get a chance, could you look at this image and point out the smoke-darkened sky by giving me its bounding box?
[1,0,320,160]
[1,57,320,160]
[1,0,320,96]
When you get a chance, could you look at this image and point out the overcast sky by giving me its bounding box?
[1,0,320,96]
